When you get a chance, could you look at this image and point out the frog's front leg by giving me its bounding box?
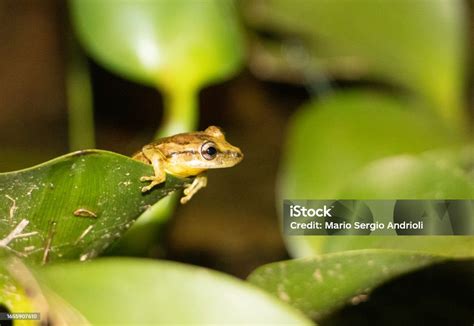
[140,153,166,192]
[180,173,207,204]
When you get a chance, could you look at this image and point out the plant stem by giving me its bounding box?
[67,41,95,150]
[155,86,198,139]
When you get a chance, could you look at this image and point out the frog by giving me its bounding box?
[133,126,243,204]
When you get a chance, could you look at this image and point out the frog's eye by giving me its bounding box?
[201,142,218,160]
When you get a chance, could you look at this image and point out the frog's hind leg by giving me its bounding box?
[140,154,166,192]
[180,173,207,204]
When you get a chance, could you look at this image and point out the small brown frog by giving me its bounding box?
[133,126,243,204]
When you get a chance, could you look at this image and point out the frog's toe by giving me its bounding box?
[141,182,156,192]
[180,195,190,204]
[140,176,154,182]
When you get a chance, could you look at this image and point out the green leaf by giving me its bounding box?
[278,91,471,257]
[35,258,313,325]
[69,0,244,92]
[248,249,453,320]
[243,0,467,127]
[0,150,188,264]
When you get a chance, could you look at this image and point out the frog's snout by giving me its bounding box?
[221,145,243,167]
[232,147,244,165]
[235,148,244,159]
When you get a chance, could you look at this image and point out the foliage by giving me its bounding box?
[0,0,472,324]
[0,150,188,264]
[242,0,467,127]
[70,0,244,136]
[248,250,450,320]
[34,258,312,324]
[277,91,473,257]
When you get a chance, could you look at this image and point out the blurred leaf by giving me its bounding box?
[300,235,474,259]
[36,258,313,325]
[0,255,91,324]
[278,90,471,257]
[340,154,474,199]
[311,154,474,256]
[0,254,37,324]
[243,0,467,126]
[70,0,244,92]
[0,150,188,264]
[248,249,453,320]
[279,91,463,199]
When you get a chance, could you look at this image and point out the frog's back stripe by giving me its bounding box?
[165,150,199,159]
